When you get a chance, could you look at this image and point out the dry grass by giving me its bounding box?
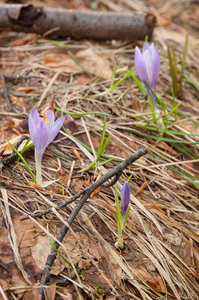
[0,0,199,299]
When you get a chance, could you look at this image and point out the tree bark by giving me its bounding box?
[0,4,156,41]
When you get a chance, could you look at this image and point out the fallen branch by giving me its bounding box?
[0,4,156,41]
[38,146,148,298]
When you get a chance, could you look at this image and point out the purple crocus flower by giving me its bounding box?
[28,108,65,185]
[134,42,160,111]
[120,182,131,218]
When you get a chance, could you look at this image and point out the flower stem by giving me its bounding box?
[35,150,42,185]
[118,230,124,249]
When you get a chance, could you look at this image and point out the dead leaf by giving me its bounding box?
[76,49,112,80]
[42,53,82,73]
[146,280,162,292]
[136,181,148,194]
[42,49,112,79]
[76,74,91,85]
[156,141,178,155]
[28,182,44,190]
[18,86,38,94]
[152,203,166,215]
[79,259,91,270]
[157,274,166,293]
[11,34,37,46]
[31,236,66,275]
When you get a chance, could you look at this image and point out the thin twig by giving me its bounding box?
[0,72,12,111]
[5,74,42,82]
[39,146,148,297]
[22,147,147,220]
[102,172,122,187]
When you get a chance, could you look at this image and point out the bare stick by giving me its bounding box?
[39,147,148,297]
[0,4,156,41]
[5,74,42,82]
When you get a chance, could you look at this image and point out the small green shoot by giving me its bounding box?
[130,71,147,93]
[59,177,64,196]
[78,116,112,172]
[7,141,37,183]
[180,35,188,95]
[49,40,68,47]
[109,69,135,92]
[167,35,188,97]
[167,46,178,96]
[20,137,33,155]
[61,126,122,162]
[110,64,117,91]
[145,35,148,42]
[171,87,177,122]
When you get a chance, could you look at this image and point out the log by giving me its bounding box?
[0,4,156,41]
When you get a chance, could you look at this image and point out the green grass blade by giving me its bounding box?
[97,116,107,158]
[20,138,33,155]
[180,35,188,94]
[121,205,130,231]
[164,101,181,120]
[54,107,111,117]
[130,72,147,93]
[171,87,177,122]
[109,69,135,92]
[143,81,167,117]
[183,75,199,91]
[110,64,117,90]
[126,128,199,144]
[68,50,94,78]
[49,40,68,47]
[100,134,112,154]
[62,126,122,162]
[167,46,178,95]
[7,141,36,183]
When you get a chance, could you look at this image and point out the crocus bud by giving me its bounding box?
[134,42,160,111]
[121,182,131,217]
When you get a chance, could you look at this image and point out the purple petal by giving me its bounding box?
[134,46,147,81]
[152,47,160,84]
[28,113,36,143]
[148,43,155,54]
[142,42,150,53]
[120,182,131,217]
[143,50,154,85]
[33,121,49,159]
[45,110,55,130]
[47,116,66,145]
[30,108,41,126]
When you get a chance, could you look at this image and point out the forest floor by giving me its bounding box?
[0,0,199,299]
